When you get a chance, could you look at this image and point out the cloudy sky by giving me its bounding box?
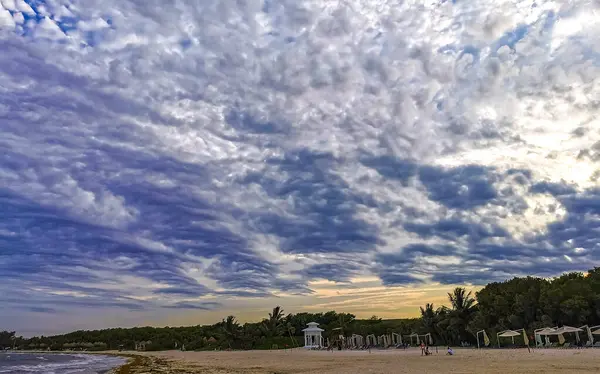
[1,0,600,335]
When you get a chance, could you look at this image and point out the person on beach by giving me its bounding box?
[447,346,454,355]
[420,342,425,356]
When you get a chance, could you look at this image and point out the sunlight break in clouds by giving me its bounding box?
[1,0,600,334]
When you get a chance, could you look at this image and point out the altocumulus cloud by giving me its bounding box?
[2,0,600,330]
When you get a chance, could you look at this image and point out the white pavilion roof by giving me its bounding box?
[302,322,324,332]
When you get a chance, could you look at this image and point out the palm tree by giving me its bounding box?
[263,306,286,337]
[446,287,476,344]
[448,288,476,314]
[435,306,451,344]
[220,315,240,348]
[270,306,285,322]
[335,313,355,337]
[420,303,437,336]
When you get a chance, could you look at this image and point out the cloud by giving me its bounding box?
[162,302,221,310]
[404,218,508,242]
[530,181,577,197]
[418,165,499,210]
[154,287,210,297]
[27,306,59,314]
[2,0,600,332]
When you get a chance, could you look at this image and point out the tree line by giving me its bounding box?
[2,308,420,351]
[419,267,600,346]
[4,267,600,351]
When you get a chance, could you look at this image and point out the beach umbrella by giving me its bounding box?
[555,326,583,342]
[557,326,583,333]
[498,330,520,337]
[537,328,558,335]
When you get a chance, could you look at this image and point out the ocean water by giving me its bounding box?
[0,352,126,374]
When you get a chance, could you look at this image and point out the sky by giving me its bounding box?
[1,0,600,336]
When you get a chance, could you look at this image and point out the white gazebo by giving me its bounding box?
[302,322,324,348]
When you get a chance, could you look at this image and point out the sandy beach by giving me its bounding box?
[111,347,600,373]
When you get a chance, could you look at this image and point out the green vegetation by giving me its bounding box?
[418,268,600,346]
[2,308,419,351]
[5,268,600,351]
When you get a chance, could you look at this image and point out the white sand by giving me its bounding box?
[143,347,600,373]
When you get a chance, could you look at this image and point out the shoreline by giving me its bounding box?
[105,352,203,373]
[106,354,146,374]
[0,350,133,373]
[1,350,164,373]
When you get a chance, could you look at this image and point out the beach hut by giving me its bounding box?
[377,335,391,347]
[302,322,324,348]
[497,328,531,348]
[553,325,583,347]
[346,335,362,349]
[352,334,364,348]
[366,334,376,347]
[408,333,420,345]
[420,333,433,345]
[345,334,359,348]
[536,326,583,347]
[496,330,520,347]
[557,326,583,341]
[534,327,556,347]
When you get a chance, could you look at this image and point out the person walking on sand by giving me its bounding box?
[420,342,425,356]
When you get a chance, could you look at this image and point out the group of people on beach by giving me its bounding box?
[419,342,453,356]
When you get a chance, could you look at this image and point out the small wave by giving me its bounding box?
[0,354,124,373]
[64,369,87,373]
